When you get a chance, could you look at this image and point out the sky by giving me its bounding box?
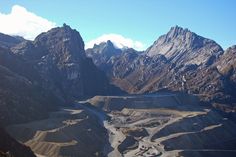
[0,0,235,50]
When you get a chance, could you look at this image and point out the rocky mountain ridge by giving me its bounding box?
[86,26,236,113]
[0,24,124,125]
[0,24,123,156]
[11,24,122,103]
[146,26,223,66]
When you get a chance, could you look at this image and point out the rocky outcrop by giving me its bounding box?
[11,24,122,102]
[86,40,122,73]
[211,46,236,110]
[215,45,236,77]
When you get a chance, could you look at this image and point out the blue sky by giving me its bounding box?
[0,0,235,50]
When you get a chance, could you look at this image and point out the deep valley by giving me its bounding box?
[5,93,236,157]
[0,24,236,157]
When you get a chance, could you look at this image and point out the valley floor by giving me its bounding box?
[6,93,236,157]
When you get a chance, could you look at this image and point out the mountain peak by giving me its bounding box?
[167,25,191,38]
[106,40,113,46]
[35,24,81,42]
[89,40,121,56]
[63,23,70,28]
[106,40,117,48]
[32,24,86,59]
[94,40,115,49]
[146,26,223,66]
[169,25,185,33]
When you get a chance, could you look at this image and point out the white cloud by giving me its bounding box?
[86,34,145,51]
[0,5,56,40]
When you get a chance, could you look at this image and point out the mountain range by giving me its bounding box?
[0,24,235,156]
[86,26,236,113]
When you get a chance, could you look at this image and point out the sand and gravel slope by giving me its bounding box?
[6,93,236,157]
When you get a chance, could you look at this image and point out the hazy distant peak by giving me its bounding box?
[87,40,122,57]
[93,40,116,50]
[86,34,145,51]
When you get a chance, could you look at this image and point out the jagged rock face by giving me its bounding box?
[174,46,236,109]
[87,40,121,58]
[212,46,236,108]
[146,26,223,66]
[106,48,140,78]
[33,24,86,61]
[216,46,236,76]
[86,40,122,71]
[111,53,169,93]
[12,25,121,102]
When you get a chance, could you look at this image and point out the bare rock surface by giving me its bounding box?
[86,26,236,112]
